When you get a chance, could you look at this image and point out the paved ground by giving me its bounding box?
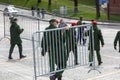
[0,4,120,80]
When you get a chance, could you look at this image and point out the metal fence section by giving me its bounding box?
[52,5,95,17]
[0,11,4,39]
[32,24,94,80]
[3,14,40,40]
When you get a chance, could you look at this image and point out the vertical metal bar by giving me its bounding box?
[91,25,96,69]
[63,28,65,68]
[45,32,49,73]
[3,14,6,38]
[32,33,37,80]
[55,30,59,71]
[52,30,55,72]
[70,28,74,66]
[38,19,40,31]
[43,32,46,74]
[37,33,40,75]
[49,31,52,72]
[37,20,41,74]
[58,30,62,69]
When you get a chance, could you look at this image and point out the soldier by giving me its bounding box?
[36,7,40,18]
[77,16,83,25]
[89,20,104,66]
[31,6,35,16]
[58,19,68,28]
[8,18,26,59]
[9,16,14,24]
[41,8,46,19]
[65,22,78,65]
[77,16,84,45]
[41,19,67,80]
[114,31,120,52]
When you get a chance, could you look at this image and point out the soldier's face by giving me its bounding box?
[53,21,58,27]
[15,20,18,23]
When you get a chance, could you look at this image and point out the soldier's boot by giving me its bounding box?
[58,76,62,80]
[8,53,13,59]
[20,55,26,59]
[50,75,57,80]
[89,63,92,66]
[98,62,103,66]
[75,58,78,65]
[8,56,13,59]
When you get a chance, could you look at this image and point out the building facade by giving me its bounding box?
[109,0,120,15]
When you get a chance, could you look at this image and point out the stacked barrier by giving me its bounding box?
[32,24,94,80]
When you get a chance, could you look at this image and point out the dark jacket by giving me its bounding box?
[10,22,24,44]
[89,25,104,51]
[41,24,67,62]
[114,31,120,52]
[65,28,77,50]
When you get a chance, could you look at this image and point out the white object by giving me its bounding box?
[3,5,18,16]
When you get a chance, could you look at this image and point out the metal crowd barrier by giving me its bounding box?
[32,24,95,80]
[0,11,5,41]
[3,14,41,40]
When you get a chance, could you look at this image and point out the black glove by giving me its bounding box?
[21,28,24,31]
[114,46,117,50]
[41,49,45,56]
[102,44,104,47]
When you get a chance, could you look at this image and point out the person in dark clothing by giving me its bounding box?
[9,16,14,24]
[8,18,26,59]
[77,16,85,45]
[58,19,68,28]
[114,31,120,52]
[36,8,40,18]
[88,21,104,66]
[31,6,35,16]
[41,8,46,19]
[41,19,67,80]
[65,22,78,65]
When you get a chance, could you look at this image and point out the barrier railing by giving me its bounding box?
[3,14,41,40]
[32,24,95,80]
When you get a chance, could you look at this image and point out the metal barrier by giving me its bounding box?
[32,24,95,80]
[52,6,95,17]
[3,14,41,40]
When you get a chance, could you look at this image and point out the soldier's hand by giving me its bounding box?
[41,49,45,56]
[65,26,69,30]
[21,28,24,31]
[114,46,117,50]
[102,45,104,47]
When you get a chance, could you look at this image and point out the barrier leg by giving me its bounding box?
[88,65,101,74]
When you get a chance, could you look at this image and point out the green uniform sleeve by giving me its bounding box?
[16,24,24,34]
[99,30,104,46]
[41,28,48,55]
[114,31,120,46]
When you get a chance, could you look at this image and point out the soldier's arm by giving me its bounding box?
[99,30,104,46]
[17,25,24,34]
[114,31,120,47]
[41,29,48,56]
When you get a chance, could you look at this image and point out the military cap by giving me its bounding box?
[13,18,18,21]
[92,21,97,25]
[49,19,57,23]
